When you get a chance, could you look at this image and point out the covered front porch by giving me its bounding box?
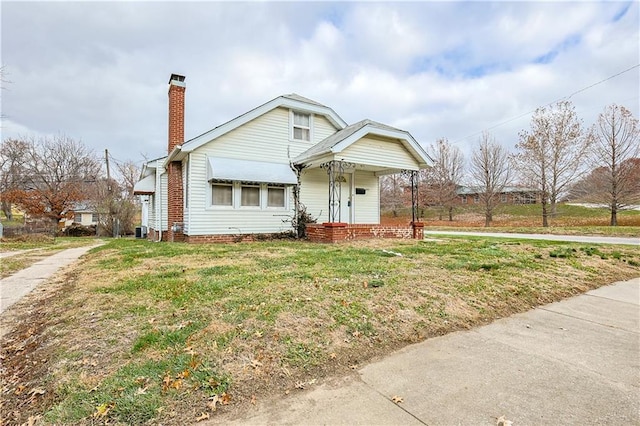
[293,120,430,243]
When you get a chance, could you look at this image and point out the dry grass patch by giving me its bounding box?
[1,237,638,425]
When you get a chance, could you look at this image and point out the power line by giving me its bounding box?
[452,63,640,144]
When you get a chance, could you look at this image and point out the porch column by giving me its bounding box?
[320,160,354,223]
[402,170,419,224]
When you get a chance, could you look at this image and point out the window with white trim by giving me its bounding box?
[292,111,311,141]
[210,182,289,210]
[267,186,285,208]
[241,185,260,207]
[212,183,233,206]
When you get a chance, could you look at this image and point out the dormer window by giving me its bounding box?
[292,111,311,141]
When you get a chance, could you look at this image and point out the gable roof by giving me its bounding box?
[179,94,347,154]
[294,119,432,167]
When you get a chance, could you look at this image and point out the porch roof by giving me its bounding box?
[133,174,156,195]
[294,119,431,169]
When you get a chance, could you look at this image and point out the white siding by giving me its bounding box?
[353,170,380,223]
[299,168,330,224]
[312,115,338,146]
[340,136,420,170]
[184,107,340,235]
[299,168,381,224]
[158,171,168,231]
[148,194,156,227]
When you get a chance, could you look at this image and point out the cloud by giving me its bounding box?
[1,1,638,167]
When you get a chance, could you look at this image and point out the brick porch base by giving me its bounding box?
[306,222,424,243]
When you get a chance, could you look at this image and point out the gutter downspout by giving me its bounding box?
[156,168,162,242]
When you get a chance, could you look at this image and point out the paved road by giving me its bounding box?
[0,245,100,314]
[218,278,640,425]
[424,231,640,246]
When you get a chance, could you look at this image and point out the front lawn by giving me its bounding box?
[1,238,638,424]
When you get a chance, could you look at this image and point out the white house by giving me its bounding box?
[134,74,430,243]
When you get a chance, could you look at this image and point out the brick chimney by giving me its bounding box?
[167,73,186,242]
[168,73,186,153]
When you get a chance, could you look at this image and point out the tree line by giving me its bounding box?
[0,134,140,236]
[381,102,640,227]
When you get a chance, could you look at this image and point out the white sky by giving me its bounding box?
[2,1,638,170]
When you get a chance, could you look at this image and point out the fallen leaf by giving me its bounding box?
[254,330,263,338]
[93,402,115,418]
[195,412,210,422]
[220,392,231,405]
[135,387,148,395]
[207,395,219,412]
[26,415,42,426]
[250,395,257,405]
[295,381,306,390]
[349,364,358,370]
[352,330,361,338]
[329,353,337,360]
[496,415,513,426]
[29,388,46,396]
[391,395,404,404]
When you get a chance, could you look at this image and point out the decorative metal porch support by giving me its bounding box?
[401,170,420,224]
[320,160,354,223]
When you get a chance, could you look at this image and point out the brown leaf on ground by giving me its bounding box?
[220,392,231,405]
[195,411,210,422]
[391,395,403,404]
[496,415,513,426]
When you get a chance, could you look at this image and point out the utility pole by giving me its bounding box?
[105,149,118,238]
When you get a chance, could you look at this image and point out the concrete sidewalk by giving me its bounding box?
[221,278,640,425]
[0,245,100,314]
[424,231,640,246]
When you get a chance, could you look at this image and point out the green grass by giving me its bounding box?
[5,237,639,425]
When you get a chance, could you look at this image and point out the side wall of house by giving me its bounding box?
[184,107,338,235]
[151,171,168,232]
[340,136,420,170]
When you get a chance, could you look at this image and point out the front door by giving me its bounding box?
[340,173,352,223]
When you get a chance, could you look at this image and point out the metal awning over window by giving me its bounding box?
[207,157,298,185]
[133,174,156,194]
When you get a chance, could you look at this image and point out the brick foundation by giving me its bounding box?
[307,222,424,243]
[149,224,423,244]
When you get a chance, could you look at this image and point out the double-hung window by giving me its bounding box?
[210,182,288,209]
[292,112,311,141]
[241,185,260,207]
[267,186,285,208]
[212,183,233,206]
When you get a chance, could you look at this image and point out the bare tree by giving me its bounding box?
[469,132,513,227]
[585,104,640,225]
[422,138,464,221]
[3,135,101,229]
[380,173,409,217]
[0,138,30,219]
[515,100,590,227]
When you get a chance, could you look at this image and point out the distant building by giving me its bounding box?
[456,186,542,205]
